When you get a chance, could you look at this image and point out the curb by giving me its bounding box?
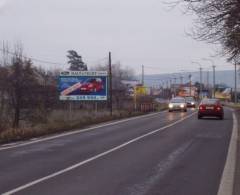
[217,112,238,195]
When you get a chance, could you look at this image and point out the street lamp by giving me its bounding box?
[202,58,216,98]
[192,61,203,99]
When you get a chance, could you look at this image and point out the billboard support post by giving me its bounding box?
[68,102,72,121]
[109,52,113,116]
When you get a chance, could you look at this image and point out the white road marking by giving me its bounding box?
[0,110,167,151]
[2,112,196,195]
[217,112,238,195]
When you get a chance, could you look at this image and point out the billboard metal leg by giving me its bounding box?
[69,102,72,121]
[95,102,98,113]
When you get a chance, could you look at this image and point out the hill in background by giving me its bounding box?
[141,70,239,89]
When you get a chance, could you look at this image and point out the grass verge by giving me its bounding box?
[0,106,168,145]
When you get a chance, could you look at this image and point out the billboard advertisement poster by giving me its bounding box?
[215,88,232,100]
[59,71,108,101]
[178,86,198,97]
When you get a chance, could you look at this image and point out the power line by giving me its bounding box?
[144,66,162,70]
[0,48,111,68]
[86,57,108,64]
[0,48,64,65]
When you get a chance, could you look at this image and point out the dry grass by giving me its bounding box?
[0,110,142,144]
[0,104,168,144]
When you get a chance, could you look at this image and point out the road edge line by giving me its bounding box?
[2,112,196,195]
[217,112,238,195]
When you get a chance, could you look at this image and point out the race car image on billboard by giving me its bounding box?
[58,71,108,101]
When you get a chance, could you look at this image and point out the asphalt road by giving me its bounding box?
[0,108,233,195]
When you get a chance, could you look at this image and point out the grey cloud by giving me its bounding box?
[0,0,7,9]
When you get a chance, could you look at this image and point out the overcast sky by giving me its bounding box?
[0,0,233,74]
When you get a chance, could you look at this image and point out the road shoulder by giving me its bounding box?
[218,109,238,195]
[233,109,240,195]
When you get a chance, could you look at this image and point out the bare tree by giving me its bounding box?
[93,63,135,109]
[6,46,40,128]
[177,0,240,61]
[0,66,10,130]
[34,67,59,122]
[0,43,11,130]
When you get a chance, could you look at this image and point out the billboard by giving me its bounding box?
[59,71,108,101]
[178,86,198,97]
[215,88,232,100]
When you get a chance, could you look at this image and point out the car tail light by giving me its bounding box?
[216,106,221,111]
[199,105,204,110]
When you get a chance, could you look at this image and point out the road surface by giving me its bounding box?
[0,108,233,195]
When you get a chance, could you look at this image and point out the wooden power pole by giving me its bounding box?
[109,52,113,116]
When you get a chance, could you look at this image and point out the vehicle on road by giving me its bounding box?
[168,97,187,112]
[79,78,104,93]
[185,96,196,108]
[198,98,224,120]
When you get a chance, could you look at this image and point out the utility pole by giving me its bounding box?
[202,58,215,98]
[207,70,209,90]
[174,77,177,84]
[192,61,202,98]
[200,67,203,99]
[161,81,164,98]
[173,77,177,97]
[212,65,216,98]
[166,80,168,98]
[108,52,113,116]
[234,60,237,103]
[180,75,183,85]
[169,79,172,98]
[189,74,192,97]
[142,65,144,86]
[206,70,209,98]
[180,75,183,97]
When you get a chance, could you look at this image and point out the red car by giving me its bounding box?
[198,98,224,120]
[79,78,104,93]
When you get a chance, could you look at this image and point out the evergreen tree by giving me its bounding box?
[67,50,87,71]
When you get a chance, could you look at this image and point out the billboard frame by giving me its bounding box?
[58,71,108,101]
